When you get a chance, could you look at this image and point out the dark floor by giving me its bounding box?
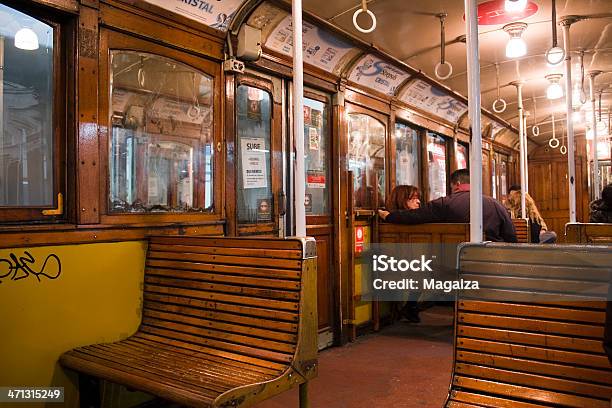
[254,306,455,408]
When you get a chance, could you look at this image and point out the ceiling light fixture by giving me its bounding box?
[505,0,528,13]
[504,22,528,58]
[545,0,565,66]
[14,27,39,50]
[546,74,564,100]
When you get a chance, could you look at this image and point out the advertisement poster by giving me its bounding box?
[143,0,243,31]
[265,15,353,73]
[241,138,268,189]
[348,54,410,96]
[400,79,468,123]
[308,128,320,151]
[304,194,312,213]
[307,170,326,189]
[257,198,272,221]
[303,106,311,125]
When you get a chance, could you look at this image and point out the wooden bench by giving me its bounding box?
[565,222,612,244]
[60,236,318,408]
[446,243,612,408]
[511,218,530,243]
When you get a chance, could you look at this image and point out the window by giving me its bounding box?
[456,143,468,170]
[108,51,214,213]
[235,85,273,224]
[427,133,447,200]
[0,4,64,222]
[304,97,330,216]
[394,122,420,188]
[348,114,386,209]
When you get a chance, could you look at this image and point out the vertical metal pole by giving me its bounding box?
[292,0,306,237]
[464,0,483,243]
[512,81,526,218]
[562,20,577,222]
[589,71,601,199]
[522,113,529,195]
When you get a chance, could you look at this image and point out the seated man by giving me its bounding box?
[378,169,517,243]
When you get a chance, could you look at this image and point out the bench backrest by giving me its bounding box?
[511,218,530,243]
[448,243,612,408]
[378,223,470,244]
[142,236,318,372]
[566,222,612,244]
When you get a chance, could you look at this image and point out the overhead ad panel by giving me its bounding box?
[264,14,355,73]
[399,79,468,124]
[348,54,410,96]
[142,0,244,31]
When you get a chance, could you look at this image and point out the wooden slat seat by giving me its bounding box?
[446,244,612,408]
[511,218,530,243]
[565,223,612,244]
[60,236,318,408]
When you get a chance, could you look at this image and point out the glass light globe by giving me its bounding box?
[546,82,563,100]
[14,28,39,50]
[506,37,527,58]
[545,46,565,66]
[596,120,608,133]
[505,0,528,13]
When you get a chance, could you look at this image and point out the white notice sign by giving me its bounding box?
[241,138,268,189]
[143,0,243,31]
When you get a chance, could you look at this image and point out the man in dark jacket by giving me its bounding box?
[378,169,517,243]
[589,183,612,223]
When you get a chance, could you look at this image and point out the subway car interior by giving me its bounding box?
[0,0,611,407]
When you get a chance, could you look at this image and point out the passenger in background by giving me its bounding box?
[506,185,557,243]
[589,183,612,223]
[387,185,421,211]
[386,185,422,323]
[378,169,517,243]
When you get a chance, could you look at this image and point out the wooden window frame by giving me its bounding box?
[0,3,72,224]
[303,88,333,226]
[390,118,423,194]
[345,103,389,211]
[97,29,224,225]
[425,131,451,200]
[233,74,282,236]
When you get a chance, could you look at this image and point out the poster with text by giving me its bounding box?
[348,54,410,96]
[241,138,268,189]
[143,0,243,31]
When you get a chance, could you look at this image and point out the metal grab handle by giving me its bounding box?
[491,63,507,113]
[434,13,453,80]
[352,0,377,33]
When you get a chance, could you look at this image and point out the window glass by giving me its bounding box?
[394,122,420,187]
[236,85,272,224]
[109,51,214,213]
[304,98,329,216]
[456,143,468,170]
[0,5,54,207]
[348,114,385,209]
[427,133,447,200]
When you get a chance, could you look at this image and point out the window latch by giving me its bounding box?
[42,193,64,216]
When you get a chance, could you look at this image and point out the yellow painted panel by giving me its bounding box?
[0,242,146,408]
[355,302,371,325]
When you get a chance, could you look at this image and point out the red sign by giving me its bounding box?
[355,227,364,254]
[463,0,538,25]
